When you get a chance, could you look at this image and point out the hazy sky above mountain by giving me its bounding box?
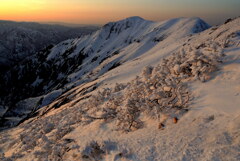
[0,0,239,25]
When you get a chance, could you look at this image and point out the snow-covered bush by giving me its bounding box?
[33,138,78,161]
[81,140,131,160]
[42,123,54,134]
[53,126,73,141]
[80,42,223,132]
[81,141,105,160]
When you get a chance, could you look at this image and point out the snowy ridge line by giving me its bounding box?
[0,17,210,128]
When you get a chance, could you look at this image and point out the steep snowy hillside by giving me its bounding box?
[0,16,240,160]
[0,20,98,73]
[0,17,210,127]
[0,16,239,161]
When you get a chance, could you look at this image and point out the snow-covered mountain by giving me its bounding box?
[0,16,240,160]
[0,20,99,73]
[0,17,210,127]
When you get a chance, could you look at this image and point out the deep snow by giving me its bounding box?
[0,16,240,161]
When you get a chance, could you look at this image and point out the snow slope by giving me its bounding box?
[0,17,210,127]
[1,17,240,160]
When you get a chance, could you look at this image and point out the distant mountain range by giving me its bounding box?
[40,21,100,27]
[0,20,99,73]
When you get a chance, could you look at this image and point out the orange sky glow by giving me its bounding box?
[0,0,239,25]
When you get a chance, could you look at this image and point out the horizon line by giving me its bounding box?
[0,15,235,27]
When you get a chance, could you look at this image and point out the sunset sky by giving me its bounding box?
[0,0,239,25]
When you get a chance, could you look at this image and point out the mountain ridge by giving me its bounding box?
[0,16,240,161]
[0,16,210,127]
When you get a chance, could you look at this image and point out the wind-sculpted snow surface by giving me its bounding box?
[0,17,240,161]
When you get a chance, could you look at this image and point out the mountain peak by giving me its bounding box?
[125,16,145,21]
[189,17,211,33]
[102,16,151,32]
[191,17,210,25]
